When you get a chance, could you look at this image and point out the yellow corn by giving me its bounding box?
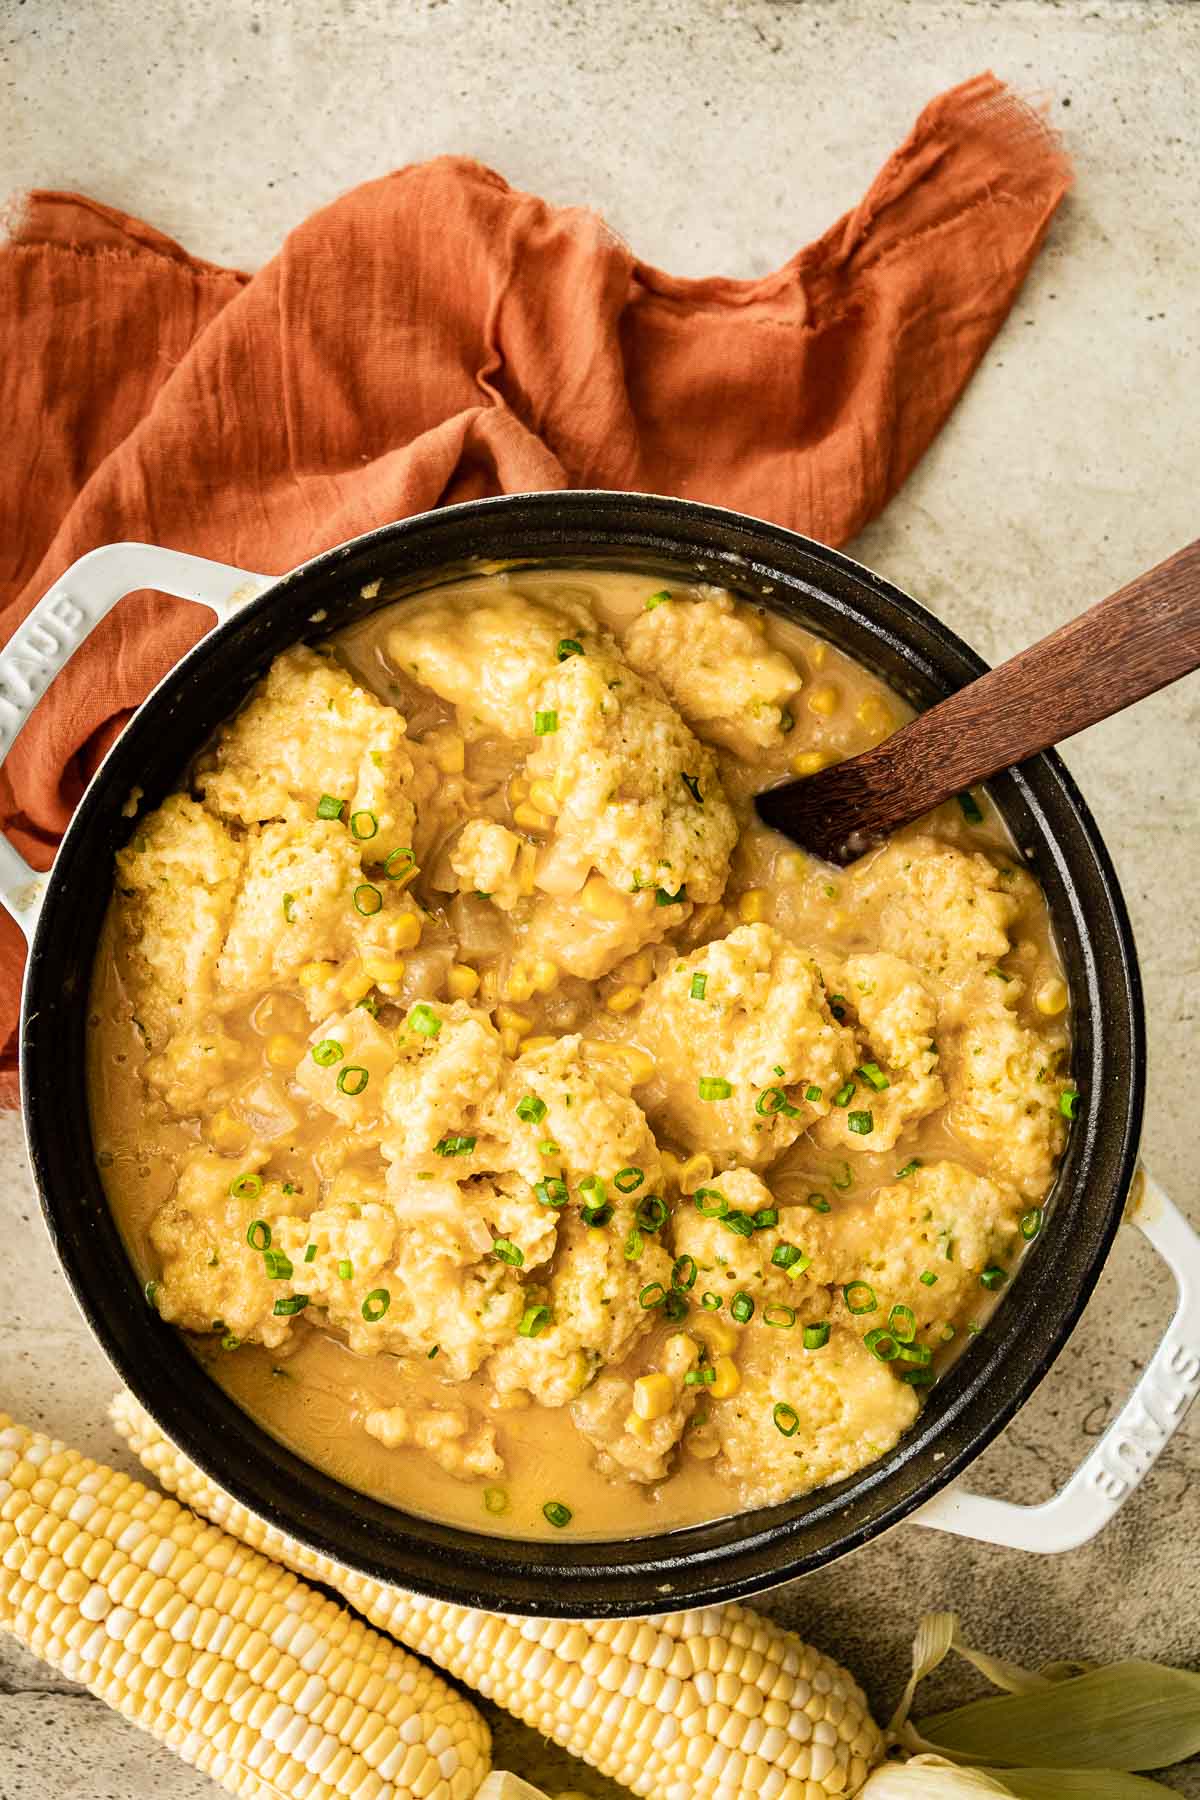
[508,773,530,807]
[737,889,767,925]
[500,1028,522,1057]
[624,1412,653,1445]
[791,750,832,778]
[855,696,893,740]
[364,954,408,983]
[516,844,538,896]
[298,959,335,988]
[605,985,642,1015]
[710,1355,742,1399]
[779,851,807,880]
[203,1107,249,1153]
[660,1150,684,1189]
[479,967,501,1007]
[388,911,423,952]
[692,1314,739,1355]
[340,962,376,1004]
[519,1035,557,1055]
[1036,977,1069,1016]
[447,963,481,1000]
[584,1040,655,1085]
[581,875,628,922]
[266,1032,305,1070]
[503,964,536,1003]
[632,1373,675,1421]
[527,780,560,817]
[425,725,466,774]
[513,802,552,834]
[496,1006,533,1038]
[679,1153,714,1195]
[807,640,828,669]
[529,959,559,995]
[807,684,839,717]
[622,951,654,987]
[111,1394,886,1800]
[0,1414,490,1800]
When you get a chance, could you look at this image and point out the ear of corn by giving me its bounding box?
[111,1390,885,1800]
[0,1413,491,1800]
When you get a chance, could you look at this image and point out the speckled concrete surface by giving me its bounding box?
[2,0,1199,1794]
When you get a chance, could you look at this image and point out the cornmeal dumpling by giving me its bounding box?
[624,588,803,753]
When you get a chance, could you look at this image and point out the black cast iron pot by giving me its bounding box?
[7,492,1144,1616]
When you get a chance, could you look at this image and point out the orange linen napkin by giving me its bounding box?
[0,72,1070,1102]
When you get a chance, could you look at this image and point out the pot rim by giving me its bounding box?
[21,491,1146,1614]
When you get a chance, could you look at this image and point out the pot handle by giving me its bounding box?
[913,1170,1200,1552]
[0,543,273,940]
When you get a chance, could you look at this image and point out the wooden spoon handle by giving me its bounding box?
[848,536,1200,823]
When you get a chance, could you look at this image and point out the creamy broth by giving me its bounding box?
[90,569,1072,1539]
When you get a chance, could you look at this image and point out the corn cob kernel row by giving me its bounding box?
[0,1415,490,1800]
[113,1391,885,1800]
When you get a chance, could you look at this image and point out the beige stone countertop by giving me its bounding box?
[2,0,1198,1794]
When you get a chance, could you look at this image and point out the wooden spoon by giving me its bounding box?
[755,539,1200,865]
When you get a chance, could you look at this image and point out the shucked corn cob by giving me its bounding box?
[0,1413,491,1800]
[113,1390,885,1800]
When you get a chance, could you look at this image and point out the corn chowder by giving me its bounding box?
[90,570,1074,1538]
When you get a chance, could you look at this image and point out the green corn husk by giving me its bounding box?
[476,1777,557,1800]
[997,1769,1182,1798]
[920,1662,1200,1771]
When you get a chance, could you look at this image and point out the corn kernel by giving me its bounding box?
[679,1153,714,1195]
[807,640,828,669]
[605,984,643,1015]
[586,1040,656,1085]
[363,954,408,982]
[425,726,466,774]
[383,911,422,952]
[500,1027,522,1058]
[1036,977,1069,1016]
[446,963,480,1000]
[660,1150,684,1188]
[737,888,768,925]
[693,1315,738,1355]
[633,1373,676,1421]
[791,749,832,777]
[519,1034,557,1055]
[625,1412,652,1444]
[513,801,552,833]
[530,958,559,994]
[492,1389,531,1411]
[496,1006,533,1037]
[856,695,894,739]
[205,1107,250,1153]
[623,951,654,987]
[528,780,561,817]
[265,1033,305,1070]
[780,851,807,880]
[710,1355,742,1399]
[298,960,335,989]
[807,684,840,717]
[516,843,538,896]
[508,774,530,806]
[479,967,501,1007]
[340,964,375,1004]
[581,875,628,922]
[503,964,536,1003]
[687,1427,721,1460]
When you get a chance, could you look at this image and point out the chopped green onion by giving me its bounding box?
[655,885,686,906]
[580,1200,613,1227]
[980,1265,1009,1290]
[779,708,794,734]
[701,1291,723,1310]
[350,810,379,840]
[556,638,583,661]
[730,1292,755,1324]
[361,1288,391,1320]
[678,772,703,809]
[144,1279,159,1307]
[803,1322,831,1350]
[623,1227,644,1261]
[356,993,379,1017]
[662,1289,689,1322]
[483,1486,509,1514]
[753,1206,779,1230]
[831,1162,854,1191]
[857,1062,890,1091]
[337,1259,353,1280]
[638,1281,666,1309]
[220,1332,241,1351]
[434,1133,476,1156]
[693,1187,728,1218]
[843,1280,877,1315]
[273,1295,309,1317]
[804,1084,823,1103]
[832,1080,856,1108]
[1060,1088,1080,1119]
[534,1177,569,1208]
[698,1076,732,1101]
[690,973,708,1000]
[864,1327,899,1362]
[516,1093,547,1123]
[721,1211,755,1238]
[353,882,382,916]
[941,1322,957,1343]
[896,1159,922,1179]
[316,794,345,821]
[533,709,558,735]
[771,1242,804,1270]
[245,1219,271,1250]
[764,1304,796,1329]
[919,1270,938,1287]
[491,1238,524,1267]
[282,892,297,923]
[671,1254,697,1291]
[263,1248,293,1280]
[542,1500,572,1528]
[1021,1207,1044,1240]
[847,1110,874,1135]
[987,966,1012,982]
[900,1365,936,1386]
[898,1342,933,1366]
[806,1192,831,1213]
[383,846,416,879]
[772,1402,799,1437]
[312,1039,344,1066]
[614,1166,644,1193]
[578,1175,607,1204]
[408,1003,441,1037]
[755,1085,799,1118]
[958,790,984,824]
[337,1065,369,1096]
[685,1367,716,1386]
[537,1140,560,1157]
[635,1194,667,1232]
[888,1304,916,1342]
[828,993,847,1021]
[231,1172,264,1202]
[645,589,672,609]
[427,1345,439,1358]
[518,1305,551,1338]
